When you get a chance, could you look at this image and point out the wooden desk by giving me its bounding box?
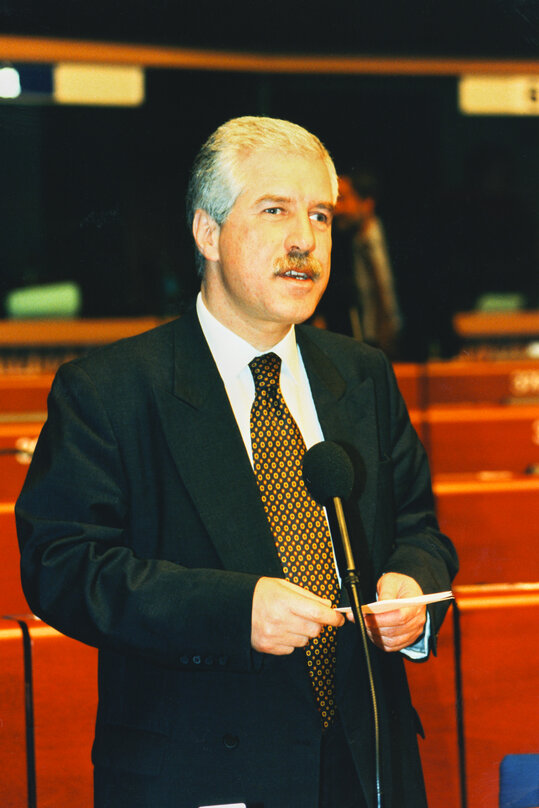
[0,317,169,349]
[0,317,171,383]
[406,584,539,808]
[425,359,539,405]
[393,363,425,411]
[393,363,426,443]
[434,474,539,584]
[454,310,539,341]
[424,405,539,474]
[405,609,460,808]
[0,422,44,502]
[0,503,29,614]
[26,617,96,808]
[455,584,539,807]
[0,616,96,808]
[0,373,53,416]
[0,618,28,808]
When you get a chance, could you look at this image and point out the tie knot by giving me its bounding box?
[249,352,281,393]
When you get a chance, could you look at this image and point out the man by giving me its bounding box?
[16,116,457,808]
[320,170,402,357]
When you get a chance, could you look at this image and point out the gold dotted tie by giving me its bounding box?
[249,352,339,729]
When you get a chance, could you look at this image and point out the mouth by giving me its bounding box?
[279,269,312,281]
[274,253,322,282]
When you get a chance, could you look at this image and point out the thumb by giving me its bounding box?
[377,572,423,601]
[377,572,404,601]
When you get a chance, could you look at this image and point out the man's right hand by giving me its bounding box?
[251,577,345,656]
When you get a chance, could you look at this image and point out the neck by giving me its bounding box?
[200,288,292,352]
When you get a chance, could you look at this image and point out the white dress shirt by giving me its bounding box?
[196,293,324,460]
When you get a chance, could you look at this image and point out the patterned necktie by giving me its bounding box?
[249,352,339,729]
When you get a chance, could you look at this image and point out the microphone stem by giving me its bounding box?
[332,496,383,808]
[333,497,355,571]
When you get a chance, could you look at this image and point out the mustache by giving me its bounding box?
[273,251,323,279]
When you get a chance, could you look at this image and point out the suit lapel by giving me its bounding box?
[153,311,283,577]
[297,328,380,553]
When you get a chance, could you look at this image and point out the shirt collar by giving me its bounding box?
[196,292,302,386]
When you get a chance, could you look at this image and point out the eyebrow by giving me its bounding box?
[254,195,291,207]
[254,195,335,213]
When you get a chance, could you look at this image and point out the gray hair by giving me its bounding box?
[186,116,338,275]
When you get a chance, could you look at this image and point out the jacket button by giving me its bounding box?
[222,734,239,750]
[192,655,201,664]
[218,655,228,666]
[179,655,189,665]
[204,655,214,666]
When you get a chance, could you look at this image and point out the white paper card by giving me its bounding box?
[337,590,454,615]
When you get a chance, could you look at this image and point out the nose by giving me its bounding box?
[284,212,315,254]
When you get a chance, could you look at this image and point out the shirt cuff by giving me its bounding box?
[400,612,431,660]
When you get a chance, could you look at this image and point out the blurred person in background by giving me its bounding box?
[318,169,402,358]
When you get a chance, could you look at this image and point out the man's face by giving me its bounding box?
[200,149,334,349]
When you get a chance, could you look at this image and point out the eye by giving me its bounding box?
[263,207,284,215]
[310,210,331,224]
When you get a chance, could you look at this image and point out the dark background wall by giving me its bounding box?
[0,1,538,358]
[1,0,538,57]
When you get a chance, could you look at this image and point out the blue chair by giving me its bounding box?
[500,755,539,808]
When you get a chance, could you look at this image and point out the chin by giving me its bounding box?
[275,286,325,325]
[290,304,319,325]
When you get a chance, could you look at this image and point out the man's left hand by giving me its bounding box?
[346,572,426,652]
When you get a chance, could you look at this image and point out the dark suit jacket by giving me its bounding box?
[16,309,458,808]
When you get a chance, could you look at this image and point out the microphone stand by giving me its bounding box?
[333,497,383,808]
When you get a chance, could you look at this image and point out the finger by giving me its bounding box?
[280,579,330,603]
[365,605,425,629]
[366,617,426,652]
[287,616,325,640]
[253,622,310,655]
[278,581,346,626]
[326,608,346,627]
[376,632,421,652]
[259,624,319,655]
[366,622,411,652]
[377,572,423,602]
[287,593,345,628]
[366,621,425,648]
[267,643,296,656]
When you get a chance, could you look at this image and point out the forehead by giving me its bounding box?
[234,148,333,203]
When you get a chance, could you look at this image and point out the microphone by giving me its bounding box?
[302,441,357,577]
[302,440,355,504]
[303,440,383,808]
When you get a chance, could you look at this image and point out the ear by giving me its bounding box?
[192,209,220,264]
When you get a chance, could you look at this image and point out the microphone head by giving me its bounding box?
[302,441,355,504]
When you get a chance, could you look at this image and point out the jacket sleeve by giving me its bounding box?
[16,361,261,672]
